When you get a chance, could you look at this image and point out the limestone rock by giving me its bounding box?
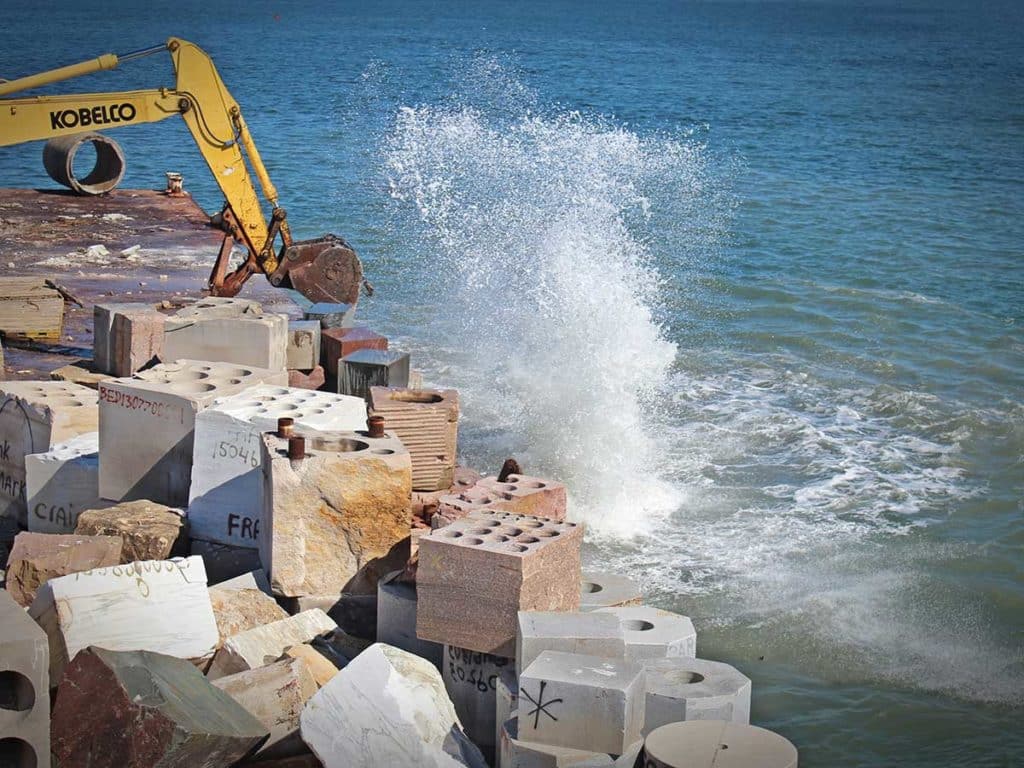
[207,609,337,680]
[209,586,289,647]
[282,644,340,688]
[75,499,187,562]
[4,531,122,607]
[52,646,269,768]
[259,430,411,597]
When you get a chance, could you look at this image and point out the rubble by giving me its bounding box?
[207,609,337,679]
[4,531,122,607]
[28,555,220,682]
[75,499,187,562]
[642,721,798,768]
[51,646,269,768]
[642,658,751,733]
[0,590,50,768]
[24,431,107,534]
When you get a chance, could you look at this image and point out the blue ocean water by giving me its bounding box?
[2,1,1022,765]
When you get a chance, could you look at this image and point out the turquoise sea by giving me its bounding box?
[2,1,1022,765]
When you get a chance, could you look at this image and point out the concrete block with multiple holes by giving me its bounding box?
[442,645,513,763]
[25,431,110,534]
[518,650,644,756]
[93,302,156,374]
[642,721,798,768]
[498,716,612,768]
[435,475,566,526]
[594,606,696,662]
[338,349,410,399]
[286,320,321,371]
[163,305,289,371]
[0,590,51,768]
[377,569,444,668]
[579,572,643,611]
[321,327,388,383]
[188,386,367,548]
[97,359,287,506]
[27,555,219,684]
[259,429,411,597]
[416,510,583,657]
[0,381,98,536]
[642,658,751,734]
[370,386,459,491]
[516,610,625,676]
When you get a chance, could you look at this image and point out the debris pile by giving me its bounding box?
[0,298,798,768]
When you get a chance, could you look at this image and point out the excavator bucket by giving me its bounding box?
[267,234,363,306]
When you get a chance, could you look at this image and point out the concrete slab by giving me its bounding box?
[580,572,643,611]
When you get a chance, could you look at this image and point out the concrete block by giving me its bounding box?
[163,311,289,371]
[288,365,326,390]
[321,327,387,383]
[75,499,187,562]
[516,610,625,676]
[98,359,287,506]
[4,531,122,607]
[259,429,411,597]
[287,320,321,371]
[304,301,354,329]
[190,538,263,584]
[580,572,643,611]
[518,650,644,755]
[0,381,98,536]
[338,349,410,399]
[93,302,153,374]
[594,607,696,661]
[443,644,513,762]
[188,385,367,548]
[51,646,268,768]
[0,590,50,768]
[174,296,263,319]
[370,386,459,491]
[282,644,340,688]
[207,609,337,680]
[377,569,444,667]
[299,642,483,768]
[499,716,612,768]
[496,668,519,752]
[642,721,798,768]
[209,585,289,647]
[110,306,166,377]
[436,474,566,524]
[417,510,583,656]
[642,658,751,734]
[25,431,109,534]
[28,555,219,683]
[213,657,318,760]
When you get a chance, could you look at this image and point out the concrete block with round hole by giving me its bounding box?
[642,658,751,734]
[259,429,411,598]
[188,385,367,548]
[370,386,459,491]
[0,589,50,768]
[416,510,583,657]
[0,381,98,537]
[594,606,696,661]
[642,721,797,768]
[97,359,287,506]
[579,572,643,611]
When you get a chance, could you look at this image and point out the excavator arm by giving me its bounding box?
[0,38,362,304]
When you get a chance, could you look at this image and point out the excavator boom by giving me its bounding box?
[0,38,362,305]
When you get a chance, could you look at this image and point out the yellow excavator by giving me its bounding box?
[0,37,362,305]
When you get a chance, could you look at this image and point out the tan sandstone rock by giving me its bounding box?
[75,499,187,562]
[4,531,122,607]
[209,586,289,647]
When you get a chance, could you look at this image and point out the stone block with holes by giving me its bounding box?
[642,721,798,768]
[442,645,513,763]
[477,474,567,521]
[259,429,411,598]
[25,431,110,534]
[370,386,459,491]
[594,606,696,662]
[188,385,367,549]
[518,650,644,756]
[286,320,321,371]
[338,349,410,399]
[377,569,444,668]
[93,302,156,375]
[499,716,613,768]
[97,359,287,506]
[27,555,219,684]
[0,381,98,538]
[579,572,643,611]
[642,657,751,734]
[163,309,289,371]
[416,510,583,657]
[0,590,51,768]
[516,610,625,677]
[321,327,388,384]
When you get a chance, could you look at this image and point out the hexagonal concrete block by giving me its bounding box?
[594,606,695,661]
[642,658,751,734]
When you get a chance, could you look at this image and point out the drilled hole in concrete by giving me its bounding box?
[265,403,300,412]
[307,408,326,415]
[501,493,515,501]
[506,544,529,553]
[0,671,35,712]
[466,528,492,535]
[222,368,253,378]
[664,670,705,685]
[519,520,543,528]
[581,582,604,594]
[175,382,217,394]
[390,391,443,404]
[237,401,263,409]
[517,536,540,544]
[493,535,510,542]
[507,475,520,482]
[533,529,559,537]
[309,437,368,453]
[622,620,655,632]
[266,388,291,396]
[462,537,484,546]
[0,738,37,768]
[440,530,462,538]
[227,378,244,385]
[496,527,523,537]
[481,520,501,527]
[371,449,395,455]
[524,481,546,489]
[43,397,83,408]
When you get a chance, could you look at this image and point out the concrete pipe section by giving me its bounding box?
[42,132,125,195]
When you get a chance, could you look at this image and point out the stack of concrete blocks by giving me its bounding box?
[97,359,287,508]
[93,302,165,376]
[339,349,411,399]
[370,386,459,491]
[259,427,412,600]
[377,569,444,668]
[27,555,219,683]
[187,385,367,557]
[162,297,289,371]
[0,381,98,541]
[0,590,50,768]
[25,431,110,534]
[642,721,798,768]
[641,658,752,734]
[435,474,567,527]
[321,326,387,386]
[579,572,644,611]
[594,607,697,661]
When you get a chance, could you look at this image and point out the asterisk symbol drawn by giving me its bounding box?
[522,680,564,729]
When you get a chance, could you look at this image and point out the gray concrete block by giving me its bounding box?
[304,302,354,330]
[517,610,625,676]
[287,320,321,370]
[442,645,513,762]
[93,302,153,374]
[642,721,798,768]
[499,716,612,768]
[580,572,643,611]
[642,658,751,734]
[163,313,289,371]
[0,590,50,768]
[25,431,110,534]
[518,650,644,756]
[376,569,443,668]
[495,668,519,756]
[338,349,410,399]
[594,607,696,661]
